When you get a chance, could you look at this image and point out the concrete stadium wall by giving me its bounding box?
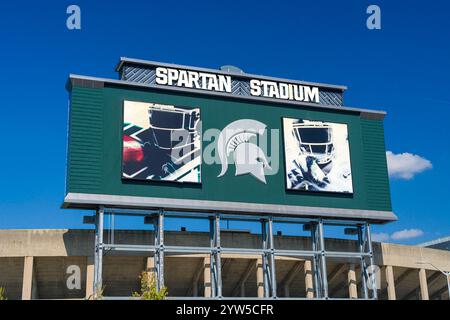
[0,229,449,300]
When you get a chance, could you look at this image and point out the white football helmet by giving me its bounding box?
[291,120,335,169]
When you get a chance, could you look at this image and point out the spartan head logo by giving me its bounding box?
[217,119,272,184]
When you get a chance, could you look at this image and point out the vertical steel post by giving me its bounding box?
[96,206,104,296]
[215,214,222,298]
[209,217,216,297]
[310,223,321,298]
[158,209,165,291]
[365,223,378,299]
[261,219,269,297]
[357,225,369,299]
[93,210,99,298]
[268,217,277,298]
[153,215,159,291]
[110,213,115,245]
[318,219,328,298]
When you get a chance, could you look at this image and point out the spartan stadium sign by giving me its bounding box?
[155,67,320,104]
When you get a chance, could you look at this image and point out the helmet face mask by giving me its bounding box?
[148,106,200,150]
[292,121,335,171]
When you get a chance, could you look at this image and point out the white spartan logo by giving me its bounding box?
[217,119,272,184]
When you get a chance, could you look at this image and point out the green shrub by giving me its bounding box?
[0,287,7,300]
[133,271,167,300]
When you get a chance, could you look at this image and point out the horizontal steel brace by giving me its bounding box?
[102,244,156,252]
[325,251,371,258]
[274,250,317,257]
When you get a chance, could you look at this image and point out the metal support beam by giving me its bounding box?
[310,223,321,298]
[268,217,277,298]
[209,218,216,296]
[93,206,104,299]
[318,219,328,298]
[86,206,379,300]
[365,223,378,299]
[215,214,222,298]
[261,219,269,297]
[357,225,368,299]
[157,209,165,291]
[93,212,98,298]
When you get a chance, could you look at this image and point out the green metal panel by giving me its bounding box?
[66,84,392,212]
[67,87,103,194]
[361,119,392,211]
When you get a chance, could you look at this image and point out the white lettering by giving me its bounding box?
[177,70,189,87]
[155,67,168,85]
[304,86,320,103]
[219,75,232,92]
[167,68,179,85]
[187,71,200,89]
[250,79,261,96]
[155,67,320,103]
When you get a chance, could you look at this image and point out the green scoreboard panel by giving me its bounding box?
[63,58,395,223]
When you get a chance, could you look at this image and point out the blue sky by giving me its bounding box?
[0,1,448,245]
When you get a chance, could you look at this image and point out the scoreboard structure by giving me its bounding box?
[63,57,396,299]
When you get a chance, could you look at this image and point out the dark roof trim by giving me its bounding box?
[115,57,348,92]
[67,74,387,120]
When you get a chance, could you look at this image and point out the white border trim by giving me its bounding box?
[62,192,397,223]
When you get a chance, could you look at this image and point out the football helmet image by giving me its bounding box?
[122,102,201,182]
[291,120,335,173]
[147,105,200,150]
[284,118,353,193]
[286,120,335,191]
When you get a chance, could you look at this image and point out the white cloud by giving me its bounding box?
[386,151,432,180]
[371,228,424,242]
[372,232,390,242]
[391,228,424,240]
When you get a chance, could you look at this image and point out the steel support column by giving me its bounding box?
[209,217,216,296]
[87,207,379,300]
[318,219,328,298]
[268,217,277,298]
[93,211,99,298]
[93,206,104,298]
[261,219,270,297]
[310,223,321,298]
[357,225,369,299]
[215,214,222,298]
[365,223,378,299]
[157,209,165,291]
